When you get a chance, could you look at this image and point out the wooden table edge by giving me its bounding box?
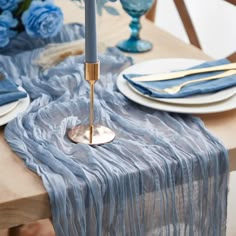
[0,192,50,230]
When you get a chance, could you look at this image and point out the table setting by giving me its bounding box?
[0,0,231,236]
[118,58,236,114]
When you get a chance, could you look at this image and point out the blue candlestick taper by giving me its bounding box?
[85,0,98,63]
[68,0,115,145]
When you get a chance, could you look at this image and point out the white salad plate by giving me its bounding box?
[117,58,236,114]
[0,100,19,117]
[0,87,30,126]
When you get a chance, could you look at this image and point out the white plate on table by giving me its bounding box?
[0,100,19,117]
[117,58,236,114]
[122,58,236,105]
[0,87,30,126]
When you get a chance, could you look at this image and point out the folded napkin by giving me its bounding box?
[0,74,27,106]
[124,59,235,98]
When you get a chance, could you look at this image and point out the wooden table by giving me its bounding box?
[0,0,235,230]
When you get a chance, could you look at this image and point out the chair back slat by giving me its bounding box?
[225,0,236,6]
[227,52,236,62]
[173,0,201,49]
[145,0,201,49]
[146,0,157,22]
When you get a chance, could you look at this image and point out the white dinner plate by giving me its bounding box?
[0,100,19,117]
[0,87,30,126]
[121,58,236,105]
[128,83,236,105]
[117,58,236,114]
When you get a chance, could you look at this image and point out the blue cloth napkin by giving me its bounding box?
[124,59,235,98]
[0,74,27,106]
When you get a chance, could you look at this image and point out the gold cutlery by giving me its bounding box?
[131,62,236,82]
[145,69,236,94]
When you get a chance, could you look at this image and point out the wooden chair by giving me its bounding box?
[146,0,236,61]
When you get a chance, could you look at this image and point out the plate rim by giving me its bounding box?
[0,100,19,117]
[0,87,30,126]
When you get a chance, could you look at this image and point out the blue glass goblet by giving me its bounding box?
[117,0,155,53]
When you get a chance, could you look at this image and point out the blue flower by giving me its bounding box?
[22,0,63,39]
[0,0,22,11]
[0,11,18,48]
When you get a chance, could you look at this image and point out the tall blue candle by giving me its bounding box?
[85,0,98,63]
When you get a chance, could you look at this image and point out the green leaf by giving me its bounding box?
[15,0,32,17]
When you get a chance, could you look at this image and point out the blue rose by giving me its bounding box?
[0,0,22,11]
[22,0,63,39]
[0,11,18,48]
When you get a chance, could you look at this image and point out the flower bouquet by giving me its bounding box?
[0,0,64,48]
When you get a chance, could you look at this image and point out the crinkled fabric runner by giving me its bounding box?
[1,24,229,236]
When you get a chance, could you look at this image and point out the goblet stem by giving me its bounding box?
[129,16,141,41]
[117,11,152,53]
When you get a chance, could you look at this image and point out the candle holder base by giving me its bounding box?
[68,124,115,145]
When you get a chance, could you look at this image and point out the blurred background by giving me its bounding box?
[155,0,236,59]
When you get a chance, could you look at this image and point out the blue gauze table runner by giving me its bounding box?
[1,24,229,236]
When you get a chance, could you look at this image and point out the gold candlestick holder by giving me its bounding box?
[68,61,116,145]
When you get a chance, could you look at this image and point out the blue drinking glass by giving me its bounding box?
[117,0,155,53]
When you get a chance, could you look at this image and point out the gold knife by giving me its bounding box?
[131,62,236,82]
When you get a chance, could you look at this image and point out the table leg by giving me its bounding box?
[8,219,55,236]
[8,226,22,236]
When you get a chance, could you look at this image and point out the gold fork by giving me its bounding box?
[146,69,236,94]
